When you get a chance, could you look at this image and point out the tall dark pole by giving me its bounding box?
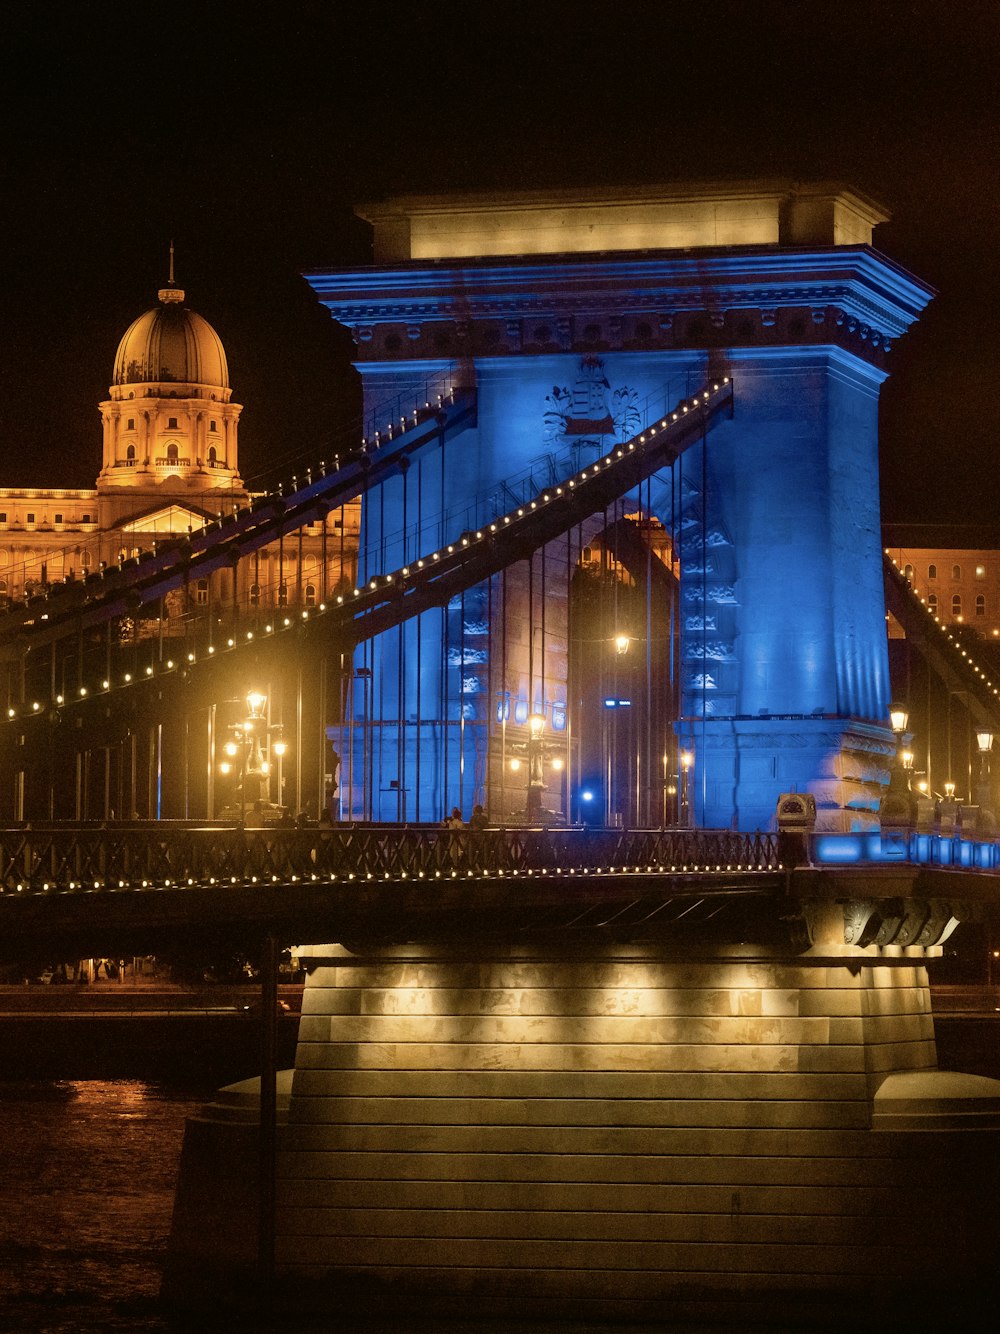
[258,933,279,1309]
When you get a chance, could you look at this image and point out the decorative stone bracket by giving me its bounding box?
[797,897,960,949]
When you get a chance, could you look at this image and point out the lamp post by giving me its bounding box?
[218,690,288,823]
[526,713,546,822]
[976,729,994,830]
[880,704,918,834]
[682,752,698,821]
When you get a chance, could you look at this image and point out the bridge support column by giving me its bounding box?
[247,932,1000,1324]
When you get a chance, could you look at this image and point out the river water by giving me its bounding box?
[0,1079,206,1333]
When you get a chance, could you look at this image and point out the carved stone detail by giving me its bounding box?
[842,899,884,947]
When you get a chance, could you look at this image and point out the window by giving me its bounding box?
[952,564,962,580]
[195,578,209,606]
[0,513,6,524]
[952,594,962,617]
[249,583,260,607]
[278,583,288,607]
[167,417,178,430]
[126,444,135,463]
[903,563,914,580]
[927,593,938,613]
[127,417,135,431]
[305,583,317,606]
[54,513,62,525]
[582,546,593,562]
[81,514,91,524]
[26,512,34,524]
[209,419,217,432]
[976,594,986,616]
[977,565,987,579]
[166,442,179,462]
[208,446,217,465]
[80,551,92,569]
[928,563,937,580]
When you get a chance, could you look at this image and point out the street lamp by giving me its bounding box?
[680,748,694,827]
[976,730,994,829]
[218,690,288,823]
[614,633,630,656]
[526,713,546,822]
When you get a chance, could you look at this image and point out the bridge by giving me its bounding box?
[5,182,1000,1321]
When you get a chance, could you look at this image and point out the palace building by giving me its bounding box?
[885,523,1000,640]
[0,264,359,624]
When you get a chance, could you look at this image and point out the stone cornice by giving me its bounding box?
[306,245,933,345]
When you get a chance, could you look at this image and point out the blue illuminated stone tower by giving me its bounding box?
[306,182,932,830]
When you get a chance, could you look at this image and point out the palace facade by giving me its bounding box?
[0,269,359,625]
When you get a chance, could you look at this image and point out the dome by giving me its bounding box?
[112,284,229,389]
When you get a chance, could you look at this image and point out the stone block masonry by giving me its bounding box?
[267,938,1000,1324]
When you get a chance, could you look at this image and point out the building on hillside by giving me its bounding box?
[885,523,1000,640]
[0,265,359,629]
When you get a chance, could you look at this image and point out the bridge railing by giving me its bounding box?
[811,829,1000,870]
[0,824,781,895]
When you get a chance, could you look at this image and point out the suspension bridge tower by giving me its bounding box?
[307,181,932,831]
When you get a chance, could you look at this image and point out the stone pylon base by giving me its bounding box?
[164,938,1000,1323]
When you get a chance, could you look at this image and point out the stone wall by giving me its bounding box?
[271,938,1000,1323]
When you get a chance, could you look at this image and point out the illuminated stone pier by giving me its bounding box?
[166,909,1000,1322]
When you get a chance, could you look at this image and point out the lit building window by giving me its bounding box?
[903,563,913,580]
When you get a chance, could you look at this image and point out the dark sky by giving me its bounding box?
[1,0,997,523]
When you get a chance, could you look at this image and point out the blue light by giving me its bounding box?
[581,789,594,802]
[603,698,632,708]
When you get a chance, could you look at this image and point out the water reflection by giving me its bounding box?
[0,1079,208,1332]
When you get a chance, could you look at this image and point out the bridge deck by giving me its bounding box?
[1,823,998,961]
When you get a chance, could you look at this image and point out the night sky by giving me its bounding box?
[1,0,996,523]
